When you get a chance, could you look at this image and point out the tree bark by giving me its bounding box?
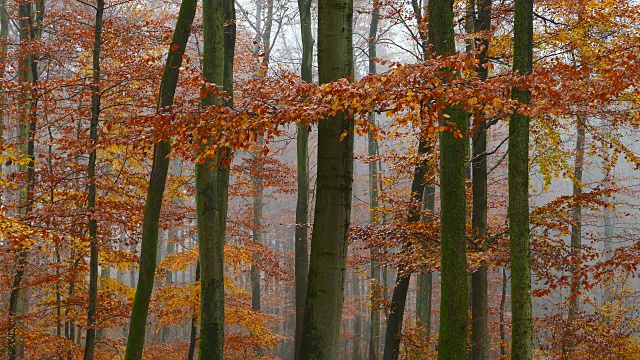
[429,0,469,358]
[509,0,534,357]
[187,262,200,360]
[353,270,363,360]
[568,118,585,319]
[299,0,354,356]
[417,180,435,336]
[8,2,38,357]
[294,0,312,355]
[0,0,7,182]
[470,1,492,359]
[382,141,430,360]
[367,1,381,359]
[161,160,182,343]
[499,266,507,358]
[83,0,105,358]
[197,0,235,357]
[123,1,197,358]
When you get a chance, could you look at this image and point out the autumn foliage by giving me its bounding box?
[1,0,640,359]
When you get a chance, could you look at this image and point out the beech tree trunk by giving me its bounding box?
[299,0,354,356]
[417,183,435,334]
[187,262,200,360]
[382,141,430,360]
[0,0,7,181]
[83,0,104,358]
[123,1,196,358]
[353,271,363,360]
[411,0,436,344]
[568,118,585,319]
[8,2,38,357]
[197,0,235,357]
[367,2,381,359]
[470,1,492,359]
[429,0,469,358]
[509,0,533,357]
[294,0,312,355]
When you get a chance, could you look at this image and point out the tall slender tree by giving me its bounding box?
[412,0,436,341]
[83,0,105,358]
[299,0,354,356]
[294,0,312,355]
[123,1,197,358]
[430,0,469,358]
[8,1,39,357]
[0,0,7,181]
[382,141,430,360]
[367,1,381,359]
[197,0,235,356]
[509,0,534,357]
[568,118,585,319]
[471,0,492,359]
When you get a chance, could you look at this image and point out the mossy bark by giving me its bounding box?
[509,0,533,358]
[197,0,235,357]
[429,1,469,359]
[299,0,354,357]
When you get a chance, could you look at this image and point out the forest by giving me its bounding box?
[0,0,639,359]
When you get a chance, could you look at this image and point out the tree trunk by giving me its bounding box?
[429,0,469,358]
[382,141,430,360]
[197,0,235,357]
[353,271,363,360]
[416,271,432,334]
[83,0,104,358]
[416,184,436,336]
[251,137,264,312]
[295,0,312,356]
[0,0,7,182]
[603,166,613,303]
[161,160,182,343]
[470,1,492,359]
[499,266,507,358]
[367,2,381,359]
[410,0,437,348]
[123,1,197,358]
[8,2,37,357]
[509,0,533,358]
[187,263,200,360]
[299,0,354,356]
[568,118,585,318]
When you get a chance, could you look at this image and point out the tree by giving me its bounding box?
[124,1,197,358]
[196,0,235,356]
[8,1,40,357]
[382,141,431,360]
[83,0,104,358]
[295,0,312,357]
[429,0,469,358]
[299,0,354,357]
[509,0,533,358]
[411,0,436,343]
[470,0,492,358]
[367,1,381,359]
